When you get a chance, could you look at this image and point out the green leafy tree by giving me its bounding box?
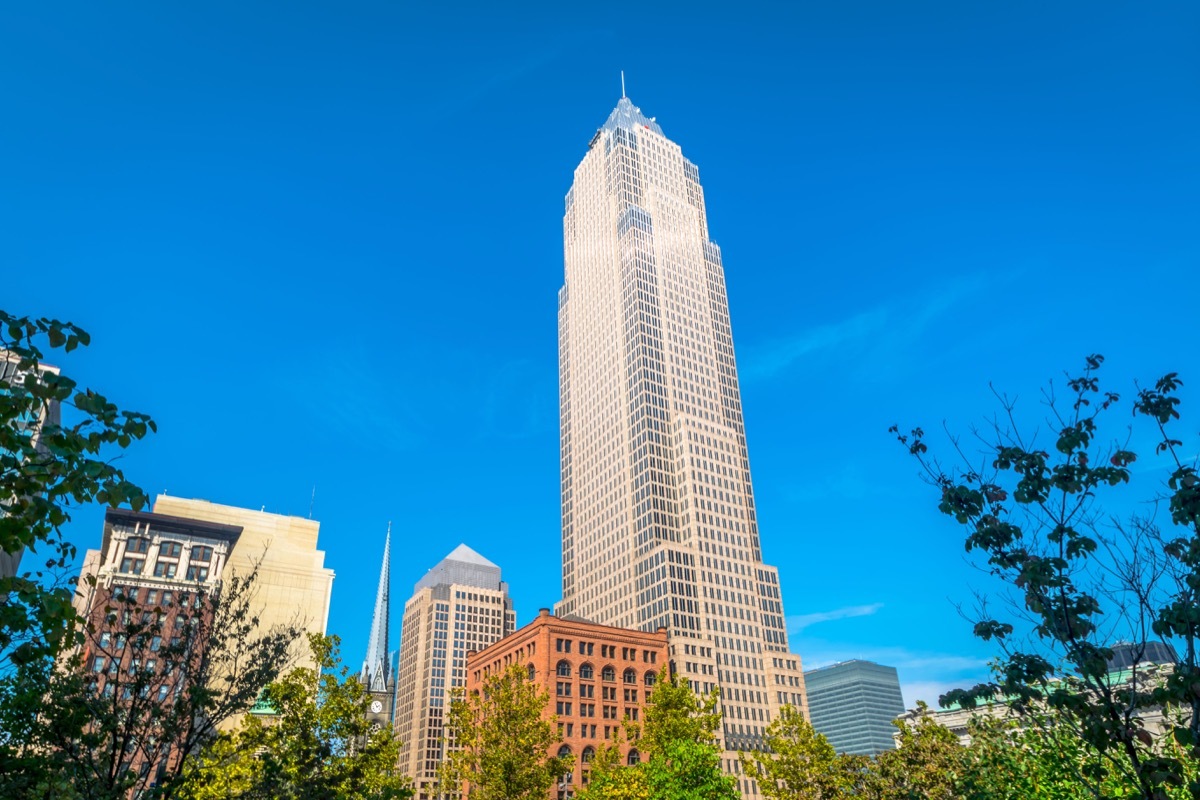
[873,703,968,800]
[439,663,569,800]
[892,356,1200,799]
[1,561,301,800]
[579,675,736,800]
[0,309,155,665]
[739,704,863,800]
[177,633,410,800]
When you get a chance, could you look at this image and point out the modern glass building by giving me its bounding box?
[555,93,806,794]
[803,660,906,755]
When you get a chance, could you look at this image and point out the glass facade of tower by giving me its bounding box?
[804,660,906,755]
[556,96,806,792]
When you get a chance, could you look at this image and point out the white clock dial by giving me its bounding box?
[370,700,383,713]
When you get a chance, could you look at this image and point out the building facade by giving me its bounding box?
[151,495,335,659]
[803,660,905,755]
[71,507,244,787]
[394,545,515,799]
[361,526,396,730]
[555,93,807,793]
[466,609,670,797]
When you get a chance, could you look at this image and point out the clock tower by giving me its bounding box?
[361,526,396,729]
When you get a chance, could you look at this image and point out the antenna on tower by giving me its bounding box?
[308,485,316,519]
[621,70,626,99]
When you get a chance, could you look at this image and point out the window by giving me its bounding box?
[186,565,209,581]
[145,589,159,605]
[190,545,213,562]
[627,749,640,766]
[150,636,162,652]
[119,558,144,575]
[581,746,595,763]
[579,663,594,680]
[127,537,150,554]
[602,666,615,682]
[556,701,572,716]
[558,745,572,758]
[556,660,571,678]
[91,656,106,672]
[556,638,572,653]
[623,668,636,684]
[645,671,657,687]
[581,641,594,656]
[556,682,572,697]
[153,561,177,578]
[623,689,638,703]
[527,665,536,681]
[159,541,182,558]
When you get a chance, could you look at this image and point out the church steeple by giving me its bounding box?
[360,524,392,694]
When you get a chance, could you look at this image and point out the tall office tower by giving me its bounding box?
[803,660,905,755]
[151,496,336,662]
[555,93,807,793]
[361,527,396,729]
[394,545,515,800]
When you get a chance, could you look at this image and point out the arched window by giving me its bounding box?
[578,663,594,680]
[626,749,640,766]
[601,666,615,682]
[623,668,637,684]
[527,664,536,681]
[558,745,572,758]
[644,671,656,687]
[556,660,572,678]
[581,746,595,764]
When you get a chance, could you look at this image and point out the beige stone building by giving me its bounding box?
[556,94,807,796]
[151,495,335,658]
[394,545,515,800]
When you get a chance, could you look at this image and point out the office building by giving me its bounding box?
[71,507,245,789]
[555,91,807,792]
[151,495,335,655]
[803,660,905,755]
[395,544,515,799]
[466,609,669,796]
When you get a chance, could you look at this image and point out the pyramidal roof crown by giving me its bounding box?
[602,96,664,137]
[443,543,498,568]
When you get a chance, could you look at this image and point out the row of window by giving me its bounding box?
[555,638,658,664]
[551,661,656,686]
[125,537,213,562]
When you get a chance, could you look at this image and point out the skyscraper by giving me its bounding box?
[555,92,807,793]
[803,660,905,755]
[394,544,515,800]
[361,526,396,730]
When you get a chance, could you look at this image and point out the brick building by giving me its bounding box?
[466,609,669,797]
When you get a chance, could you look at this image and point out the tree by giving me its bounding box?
[439,663,569,800]
[177,633,410,800]
[578,675,736,800]
[739,704,863,800]
[0,560,302,800]
[892,355,1200,799]
[0,309,156,665]
[872,703,968,800]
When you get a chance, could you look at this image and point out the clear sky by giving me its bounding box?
[3,1,1197,707]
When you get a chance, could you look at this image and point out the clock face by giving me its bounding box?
[370,700,383,714]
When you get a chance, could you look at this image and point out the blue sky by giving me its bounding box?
[3,2,1197,707]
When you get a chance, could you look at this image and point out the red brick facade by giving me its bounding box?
[466,609,669,797]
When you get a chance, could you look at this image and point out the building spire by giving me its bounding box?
[621,70,626,98]
[361,523,392,693]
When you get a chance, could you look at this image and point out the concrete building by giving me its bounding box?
[466,609,670,797]
[555,92,807,793]
[151,495,335,655]
[361,526,396,731]
[395,545,515,800]
[803,660,905,755]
